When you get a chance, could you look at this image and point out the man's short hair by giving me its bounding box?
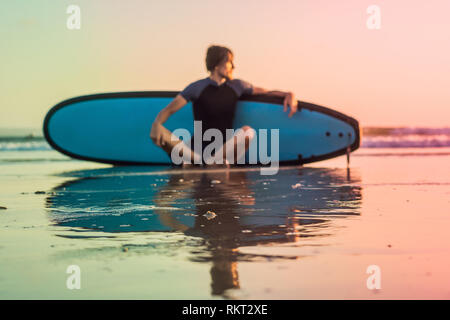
[205,45,233,72]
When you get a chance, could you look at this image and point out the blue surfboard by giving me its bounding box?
[43,92,360,165]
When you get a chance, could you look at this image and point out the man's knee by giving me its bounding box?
[239,126,255,142]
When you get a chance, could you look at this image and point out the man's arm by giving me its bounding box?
[150,94,187,146]
[253,87,298,117]
[153,94,187,125]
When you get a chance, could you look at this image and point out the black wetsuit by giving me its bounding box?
[179,77,254,160]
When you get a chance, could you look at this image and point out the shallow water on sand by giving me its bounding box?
[1,148,450,299]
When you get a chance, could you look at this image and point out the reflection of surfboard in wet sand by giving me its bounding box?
[43,92,360,165]
[47,166,362,238]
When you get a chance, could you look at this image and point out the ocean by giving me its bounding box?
[1,127,450,299]
[3,126,450,152]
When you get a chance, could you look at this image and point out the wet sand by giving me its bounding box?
[1,147,450,299]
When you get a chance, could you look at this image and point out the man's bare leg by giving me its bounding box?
[155,124,254,167]
[215,126,255,165]
[232,126,254,164]
[154,124,200,166]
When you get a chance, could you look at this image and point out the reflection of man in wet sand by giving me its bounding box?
[46,165,362,298]
[153,169,254,297]
[150,167,363,297]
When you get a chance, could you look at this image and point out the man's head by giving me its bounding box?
[206,45,234,80]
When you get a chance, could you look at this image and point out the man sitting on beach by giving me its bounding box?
[150,45,298,166]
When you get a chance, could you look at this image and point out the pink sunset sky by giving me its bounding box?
[1,0,450,128]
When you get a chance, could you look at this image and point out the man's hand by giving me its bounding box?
[150,121,165,147]
[283,92,298,118]
[150,94,188,147]
[253,87,299,118]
